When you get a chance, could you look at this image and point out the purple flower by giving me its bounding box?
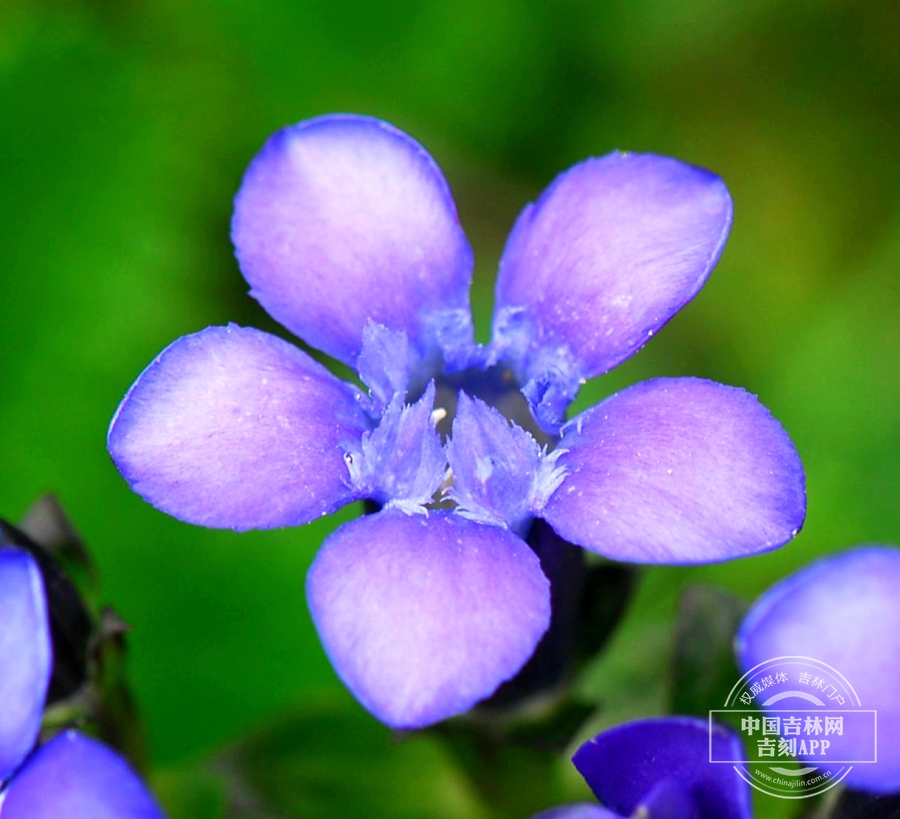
[737,546,900,794]
[0,547,166,817]
[107,114,806,728]
[533,718,752,819]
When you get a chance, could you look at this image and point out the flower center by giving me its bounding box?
[347,323,565,530]
[431,365,553,448]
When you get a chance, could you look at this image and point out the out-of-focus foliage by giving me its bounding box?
[1,1,899,816]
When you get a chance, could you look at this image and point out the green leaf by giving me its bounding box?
[153,766,229,819]
[218,691,490,819]
[433,700,596,818]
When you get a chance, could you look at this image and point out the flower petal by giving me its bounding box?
[529,805,621,819]
[492,153,732,431]
[635,779,695,819]
[542,377,805,564]
[306,508,550,728]
[572,718,752,819]
[0,731,166,818]
[108,325,371,531]
[232,114,474,376]
[0,548,51,784]
[356,322,413,414]
[736,547,900,794]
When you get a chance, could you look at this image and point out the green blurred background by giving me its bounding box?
[1,0,899,814]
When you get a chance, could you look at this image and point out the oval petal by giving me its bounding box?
[737,547,900,794]
[232,114,474,376]
[542,377,805,564]
[492,153,731,428]
[306,509,550,728]
[108,325,370,530]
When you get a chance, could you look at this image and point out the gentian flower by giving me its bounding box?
[737,546,900,794]
[107,114,806,728]
[0,546,166,818]
[532,717,752,819]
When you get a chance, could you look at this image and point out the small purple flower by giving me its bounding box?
[108,114,806,728]
[737,546,900,794]
[532,717,752,819]
[0,547,166,817]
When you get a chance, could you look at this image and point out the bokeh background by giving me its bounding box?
[1,0,898,816]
